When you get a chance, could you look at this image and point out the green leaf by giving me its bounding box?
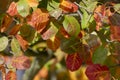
[60,37,80,54]
[20,24,36,43]
[17,0,30,17]
[81,10,94,29]
[49,8,62,19]
[11,37,21,56]
[92,46,108,64]
[114,4,120,14]
[47,0,60,11]
[63,15,80,37]
[0,36,8,52]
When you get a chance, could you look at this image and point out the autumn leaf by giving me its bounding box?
[41,22,58,40]
[0,15,13,32]
[59,27,70,39]
[12,56,31,69]
[7,2,18,16]
[47,36,60,51]
[85,64,111,80]
[5,71,17,80]
[15,34,29,51]
[66,53,82,71]
[94,5,106,31]
[27,0,39,7]
[109,13,120,41]
[9,24,22,35]
[27,9,49,33]
[60,0,78,13]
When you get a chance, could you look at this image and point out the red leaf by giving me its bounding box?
[66,53,82,71]
[5,71,17,80]
[15,34,29,51]
[12,56,31,69]
[27,9,49,33]
[60,0,78,13]
[7,2,18,16]
[59,27,70,38]
[9,24,22,35]
[85,64,111,80]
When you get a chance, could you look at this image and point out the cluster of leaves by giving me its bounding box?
[0,0,120,79]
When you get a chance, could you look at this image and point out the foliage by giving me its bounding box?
[0,0,120,80]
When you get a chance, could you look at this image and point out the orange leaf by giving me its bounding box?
[85,64,110,80]
[60,0,78,13]
[94,5,106,31]
[5,71,17,80]
[27,0,39,7]
[12,56,31,69]
[109,13,120,41]
[27,9,49,33]
[15,34,29,51]
[59,27,70,38]
[7,2,18,16]
[66,53,82,71]
[47,36,60,51]
[9,24,22,35]
[0,15,13,32]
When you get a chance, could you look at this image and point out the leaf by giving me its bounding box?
[49,8,62,19]
[0,15,13,32]
[5,71,17,80]
[85,64,110,80]
[47,36,60,51]
[94,5,106,31]
[63,15,80,37]
[81,9,90,29]
[92,46,108,64]
[0,36,8,52]
[47,0,60,11]
[20,24,36,43]
[27,0,39,7]
[9,24,22,35]
[17,0,30,17]
[27,9,49,33]
[15,34,29,51]
[60,37,80,54]
[66,53,82,71]
[113,4,120,14]
[7,2,18,16]
[11,37,21,56]
[41,22,58,40]
[12,56,31,69]
[60,0,78,13]
[86,34,101,52]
